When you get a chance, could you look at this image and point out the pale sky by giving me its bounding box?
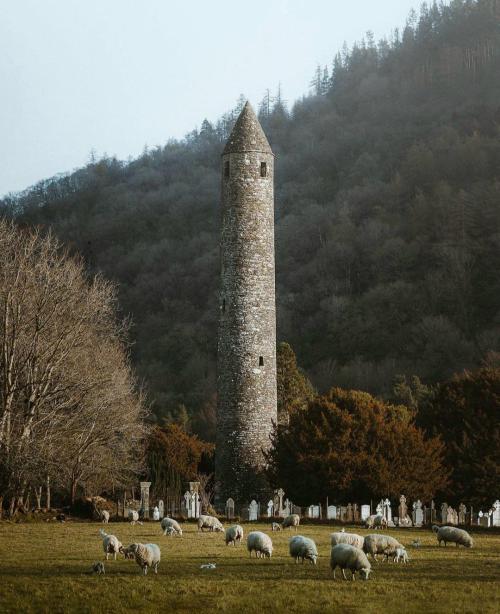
[1,0,421,195]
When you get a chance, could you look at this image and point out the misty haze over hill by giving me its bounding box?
[2,0,499,437]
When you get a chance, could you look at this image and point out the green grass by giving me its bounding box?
[0,521,498,613]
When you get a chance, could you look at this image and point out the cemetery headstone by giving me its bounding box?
[441,502,448,524]
[361,504,371,521]
[267,500,274,517]
[140,482,151,519]
[249,499,259,521]
[492,500,500,527]
[413,500,423,527]
[346,503,354,522]
[225,498,235,519]
[158,500,164,519]
[152,506,160,521]
[327,505,337,520]
[458,503,467,525]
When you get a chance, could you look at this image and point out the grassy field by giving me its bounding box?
[0,520,498,613]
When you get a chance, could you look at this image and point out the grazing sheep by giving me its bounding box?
[394,546,409,564]
[331,531,365,550]
[363,534,403,561]
[247,531,273,559]
[128,510,141,525]
[161,517,183,536]
[225,524,244,546]
[198,515,224,532]
[289,535,318,564]
[282,514,300,531]
[124,543,161,575]
[91,561,105,574]
[100,510,110,524]
[432,525,474,548]
[99,529,123,561]
[330,544,371,581]
[271,522,282,532]
[365,514,387,530]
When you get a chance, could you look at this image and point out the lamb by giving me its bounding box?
[271,522,282,532]
[197,514,224,532]
[247,531,273,559]
[91,561,105,574]
[161,517,183,536]
[100,510,110,524]
[331,531,365,550]
[128,510,141,525]
[363,534,403,561]
[432,525,474,548]
[282,514,300,531]
[123,543,161,575]
[225,524,244,546]
[289,535,318,564]
[99,528,123,561]
[330,544,371,580]
[394,546,409,564]
[365,514,387,530]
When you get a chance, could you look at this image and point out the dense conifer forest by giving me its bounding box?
[2,0,499,435]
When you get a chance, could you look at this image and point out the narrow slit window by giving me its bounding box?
[224,160,230,178]
[260,162,267,177]
[259,356,264,367]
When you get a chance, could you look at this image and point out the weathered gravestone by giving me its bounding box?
[140,482,151,519]
[492,501,500,527]
[283,498,292,517]
[249,499,259,521]
[447,506,458,525]
[152,506,160,521]
[458,503,467,525]
[441,502,448,524]
[413,500,423,527]
[308,505,320,519]
[346,503,354,522]
[158,500,164,519]
[267,500,274,518]
[361,504,371,521]
[225,498,235,519]
[327,505,337,520]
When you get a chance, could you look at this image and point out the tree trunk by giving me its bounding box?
[71,478,78,505]
[46,475,51,510]
[0,495,3,519]
[35,486,42,510]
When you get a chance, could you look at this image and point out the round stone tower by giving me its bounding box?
[216,101,277,506]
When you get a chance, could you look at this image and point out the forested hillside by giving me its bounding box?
[2,0,500,436]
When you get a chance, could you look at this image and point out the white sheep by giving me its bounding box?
[161,517,183,536]
[330,531,364,550]
[128,510,141,525]
[363,534,403,561]
[247,531,273,559]
[432,525,474,548]
[225,524,244,546]
[330,544,372,580]
[365,514,387,530]
[271,522,282,532]
[282,514,300,531]
[123,543,161,575]
[394,546,409,563]
[198,514,224,532]
[100,510,110,524]
[99,529,123,561]
[289,535,318,564]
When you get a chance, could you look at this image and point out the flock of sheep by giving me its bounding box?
[94,511,474,579]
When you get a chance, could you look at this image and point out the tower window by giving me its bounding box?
[259,356,264,367]
[224,161,230,178]
[260,162,267,177]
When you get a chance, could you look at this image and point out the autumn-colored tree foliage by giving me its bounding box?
[147,424,213,497]
[277,342,315,426]
[418,367,500,507]
[267,388,448,504]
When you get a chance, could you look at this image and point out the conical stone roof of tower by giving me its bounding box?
[223,101,273,155]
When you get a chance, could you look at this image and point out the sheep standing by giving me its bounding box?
[394,547,409,563]
[331,531,364,550]
[363,534,403,561]
[99,529,123,561]
[161,517,183,536]
[123,543,161,575]
[247,531,273,559]
[100,510,110,524]
[225,525,244,546]
[198,515,224,532]
[365,514,387,530]
[432,525,474,548]
[271,522,282,532]
[330,544,371,580]
[282,514,300,531]
[128,510,140,525]
[289,535,318,564]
